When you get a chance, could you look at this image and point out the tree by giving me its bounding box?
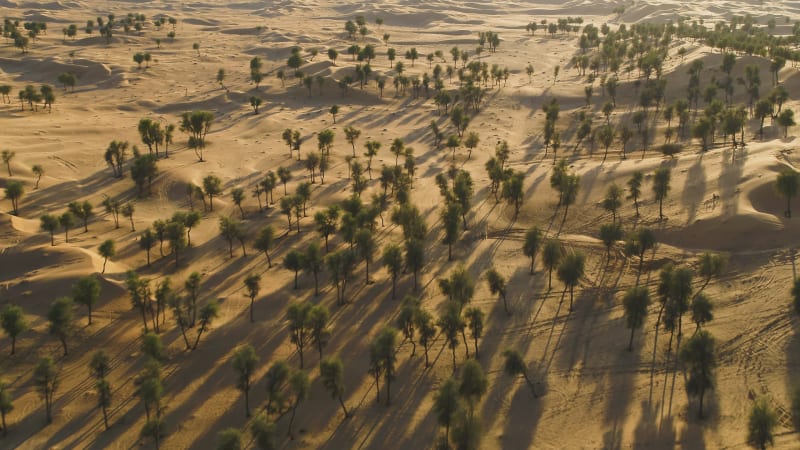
[320,356,350,419]
[1,150,14,176]
[485,268,509,315]
[303,241,324,294]
[203,175,222,211]
[309,304,330,361]
[59,211,75,243]
[383,244,403,299]
[72,275,101,326]
[542,239,562,290]
[680,329,716,419]
[557,251,585,312]
[778,109,795,138]
[501,171,525,217]
[104,140,128,178]
[627,171,643,216]
[216,428,242,450]
[284,249,303,289]
[40,214,59,246]
[180,110,214,160]
[1,305,27,355]
[140,417,165,449]
[523,226,542,274]
[192,300,219,350]
[653,167,671,220]
[48,296,73,356]
[623,286,650,351]
[405,238,425,291]
[344,126,361,157]
[502,349,537,397]
[599,222,622,260]
[244,274,261,323]
[231,187,246,218]
[68,200,93,232]
[329,105,339,124]
[139,228,156,266]
[454,171,473,229]
[433,377,461,444]
[371,326,399,404]
[286,370,309,440]
[250,413,276,450]
[34,356,59,424]
[232,344,259,417]
[250,96,262,114]
[252,226,275,269]
[98,239,115,274]
[219,216,245,258]
[748,397,778,450]
[287,302,312,368]
[216,68,226,89]
[141,332,164,361]
[691,293,714,331]
[459,359,487,418]
[603,184,622,223]
[4,181,23,216]
[464,307,484,358]
[441,202,461,261]
[31,164,44,189]
[0,380,13,435]
[264,360,291,416]
[776,168,799,218]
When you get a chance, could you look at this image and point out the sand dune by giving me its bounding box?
[1,1,799,449]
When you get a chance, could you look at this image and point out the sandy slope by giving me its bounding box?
[1,0,800,448]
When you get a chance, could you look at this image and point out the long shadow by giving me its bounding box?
[681,153,707,225]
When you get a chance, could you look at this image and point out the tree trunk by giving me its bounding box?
[391,276,396,299]
[88,304,93,325]
[244,387,250,417]
[102,404,109,429]
[61,336,68,356]
[10,336,16,355]
[338,395,350,418]
[250,298,255,323]
[502,293,509,315]
[628,326,635,351]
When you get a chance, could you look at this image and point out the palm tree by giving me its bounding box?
[776,168,799,218]
[320,356,350,419]
[542,239,563,291]
[502,349,537,397]
[244,274,260,323]
[627,171,643,216]
[680,329,716,419]
[748,397,778,450]
[485,268,509,315]
[653,167,671,220]
[523,226,542,274]
[623,286,650,351]
[557,251,585,311]
[232,344,259,417]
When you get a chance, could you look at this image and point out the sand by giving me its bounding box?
[1,0,800,448]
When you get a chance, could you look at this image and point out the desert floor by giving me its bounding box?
[1,0,800,449]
